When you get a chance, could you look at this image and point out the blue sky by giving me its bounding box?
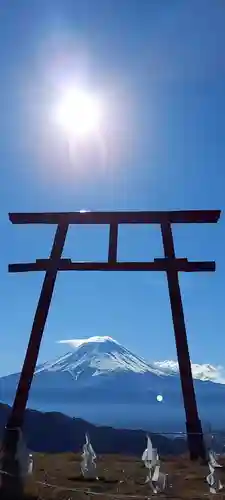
[0,0,225,375]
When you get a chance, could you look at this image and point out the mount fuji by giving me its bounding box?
[1,336,225,432]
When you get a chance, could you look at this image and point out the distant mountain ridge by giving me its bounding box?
[0,402,186,455]
[152,360,225,385]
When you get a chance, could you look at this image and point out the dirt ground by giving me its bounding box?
[12,452,224,500]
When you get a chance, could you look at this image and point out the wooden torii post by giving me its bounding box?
[1,209,220,494]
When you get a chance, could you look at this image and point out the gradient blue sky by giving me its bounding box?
[0,0,225,375]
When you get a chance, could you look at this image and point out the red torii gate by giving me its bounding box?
[1,209,221,494]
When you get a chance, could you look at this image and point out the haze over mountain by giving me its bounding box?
[0,336,224,432]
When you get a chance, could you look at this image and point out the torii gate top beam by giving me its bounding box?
[9,209,220,225]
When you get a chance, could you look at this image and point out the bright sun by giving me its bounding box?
[54,87,102,139]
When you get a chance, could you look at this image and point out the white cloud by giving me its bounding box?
[57,336,119,349]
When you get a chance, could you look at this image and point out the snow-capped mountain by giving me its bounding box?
[45,336,225,384]
[37,336,164,377]
[1,336,225,432]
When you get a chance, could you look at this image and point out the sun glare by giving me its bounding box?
[54,87,102,139]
